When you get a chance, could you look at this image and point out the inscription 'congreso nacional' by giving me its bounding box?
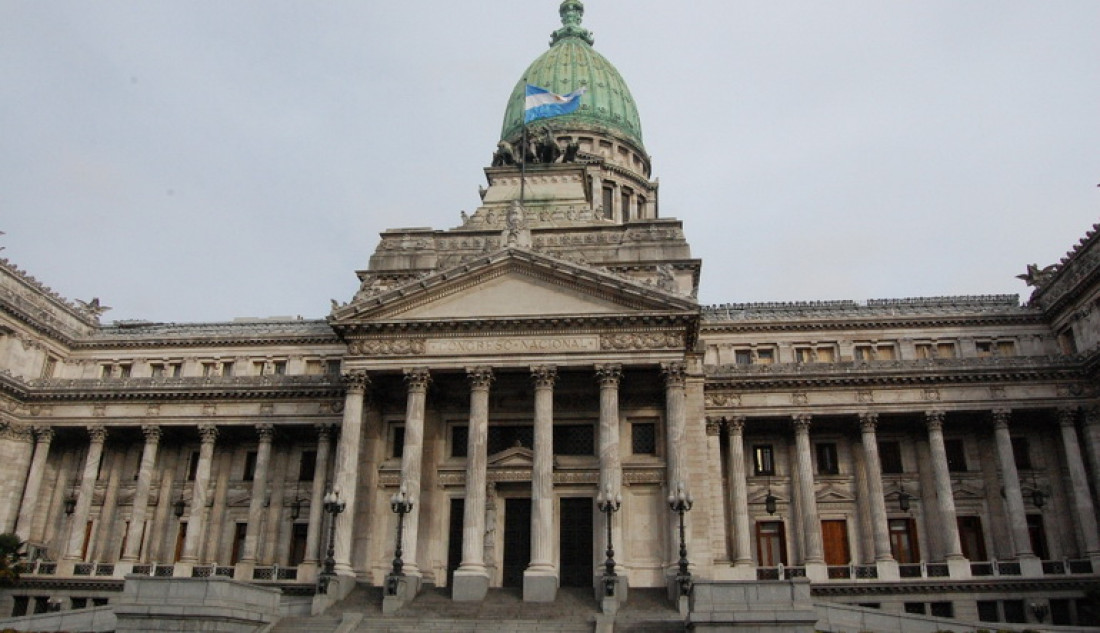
[426,336,600,355]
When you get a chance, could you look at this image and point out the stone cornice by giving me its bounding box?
[705,356,1084,391]
[7,375,344,403]
[77,319,340,350]
[339,312,697,337]
[1028,221,1099,313]
[811,577,1100,597]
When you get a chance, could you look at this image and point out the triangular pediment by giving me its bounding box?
[332,248,695,325]
[488,446,534,467]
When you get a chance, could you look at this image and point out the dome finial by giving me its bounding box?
[551,0,594,46]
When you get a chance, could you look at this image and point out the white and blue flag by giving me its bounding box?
[524,84,587,124]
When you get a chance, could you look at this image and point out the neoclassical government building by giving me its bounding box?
[2,1,1098,630]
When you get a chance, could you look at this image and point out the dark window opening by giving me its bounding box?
[553,425,594,456]
[243,451,258,481]
[1011,436,1031,470]
[298,451,316,482]
[753,445,775,476]
[392,427,405,459]
[489,425,534,454]
[879,441,903,474]
[452,426,468,458]
[977,600,999,622]
[632,422,656,455]
[816,443,839,475]
[929,602,953,618]
[944,438,967,472]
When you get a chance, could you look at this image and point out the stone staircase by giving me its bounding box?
[270,585,685,633]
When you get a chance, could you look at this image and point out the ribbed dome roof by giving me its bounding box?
[500,1,644,150]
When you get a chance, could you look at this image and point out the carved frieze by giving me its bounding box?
[602,332,683,351]
[349,339,426,356]
[704,393,741,408]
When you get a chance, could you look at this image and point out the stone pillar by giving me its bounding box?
[725,417,755,576]
[454,367,491,601]
[301,424,333,577]
[792,414,826,580]
[1056,408,1100,565]
[180,424,217,565]
[990,409,1041,575]
[925,410,969,577]
[597,364,626,576]
[237,424,275,575]
[1083,406,1100,519]
[858,412,898,579]
[119,426,160,563]
[399,367,431,581]
[661,362,687,574]
[332,371,368,577]
[525,365,557,602]
[0,424,34,534]
[14,427,54,542]
[64,425,108,563]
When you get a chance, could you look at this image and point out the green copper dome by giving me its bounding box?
[501,1,644,150]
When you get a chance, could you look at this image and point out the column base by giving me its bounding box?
[1017,555,1043,577]
[946,555,971,579]
[875,559,900,581]
[452,568,490,602]
[803,561,828,582]
[523,568,558,602]
[172,561,195,578]
[595,574,628,611]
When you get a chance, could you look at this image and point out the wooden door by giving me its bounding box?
[755,521,787,566]
[174,522,188,562]
[288,523,309,566]
[889,518,920,564]
[1027,514,1049,560]
[957,516,987,561]
[821,520,850,565]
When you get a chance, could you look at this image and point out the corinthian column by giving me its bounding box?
[924,411,968,577]
[302,424,334,575]
[524,365,557,602]
[15,427,54,542]
[858,413,898,579]
[596,364,624,496]
[120,425,160,562]
[64,425,108,562]
[399,367,431,580]
[180,424,217,564]
[1082,406,1100,527]
[332,371,368,576]
[990,409,1040,575]
[662,363,686,493]
[454,367,491,601]
[792,414,826,579]
[1056,408,1100,564]
[239,424,275,569]
[725,417,754,572]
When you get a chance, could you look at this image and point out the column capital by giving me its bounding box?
[1057,406,1079,428]
[1085,404,1100,426]
[0,423,33,443]
[924,410,945,432]
[342,370,370,393]
[198,423,218,444]
[87,424,108,444]
[403,367,432,392]
[990,408,1012,430]
[594,363,622,387]
[792,413,812,433]
[255,423,275,442]
[858,411,879,432]
[705,418,722,436]
[726,415,745,434]
[466,366,494,391]
[32,426,55,443]
[530,365,557,388]
[661,361,687,388]
[315,422,335,442]
[141,424,162,444]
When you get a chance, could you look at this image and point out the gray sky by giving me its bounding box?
[2,1,1098,323]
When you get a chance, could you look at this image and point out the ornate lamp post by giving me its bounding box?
[596,484,622,596]
[667,481,694,596]
[386,484,414,596]
[318,489,346,593]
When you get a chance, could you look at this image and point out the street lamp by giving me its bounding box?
[596,484,622,597]
[386,484,414,596]
[318,489,346,593]
[764,477,777,516]
[667,481,694,596]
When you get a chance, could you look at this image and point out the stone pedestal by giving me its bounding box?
[523,569,558,602]
[595,575,628,614]
[804,561,828,582]
[382,574,421,614]
[946,556,971,579]
[875,559,900,581]
[452,569,490,602]
[1018,555,1043,577]
[687,579,816,633]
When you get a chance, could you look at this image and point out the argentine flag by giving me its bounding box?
[524,84,587,124]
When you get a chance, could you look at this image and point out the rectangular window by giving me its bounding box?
[1027,514,1049,559]
[977,600,1000,622]
[326,360,341,375]
[794,347,813,363]
[997,340,1016,357]
[221,361,234,377]
[489,425,534,454]
[929,602,953,618]
[101,364,113,379]
[272,360,287,375]
[118,363,131,378]
[816,443,839,475]
[304,360,323,375]
[904,603,926,615]
[1011,436,1031,470]
[602,187,614,220]
[1049,599,1072,626]
[756,349,775,365]
[734,350,752,365]
[230,522,247,565]
[853,345,874,361]
[243,451,258,481]
[631,421,657,455]
[621,190,631,221]
[753,445,775,476]
[187,451,200,481]
[879,441,903,474]
[254,361,267,376]
[553,425,594,456]
[936,342,957,358]
[915,343,933,359]
[1002,600,1026,624]
[151,363,165,378]
[298,451,316,482]
[976,341,994,358]
[41,356,57,379]
[957,515,987,561]
[202,362,217,377]
[875,344,896,360]
[816,347,835,362]
[451,425,468,458]
[944,438,967,472]
[392,426,405,459]
[11,596,28,617]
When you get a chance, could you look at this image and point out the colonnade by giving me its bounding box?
[716,407,1100,581]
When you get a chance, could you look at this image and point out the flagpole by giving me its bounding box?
[520,79,528,205]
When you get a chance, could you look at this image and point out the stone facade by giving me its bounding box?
[1,2,1099,631]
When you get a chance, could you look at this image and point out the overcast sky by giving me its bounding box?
[2,1,1098,324]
